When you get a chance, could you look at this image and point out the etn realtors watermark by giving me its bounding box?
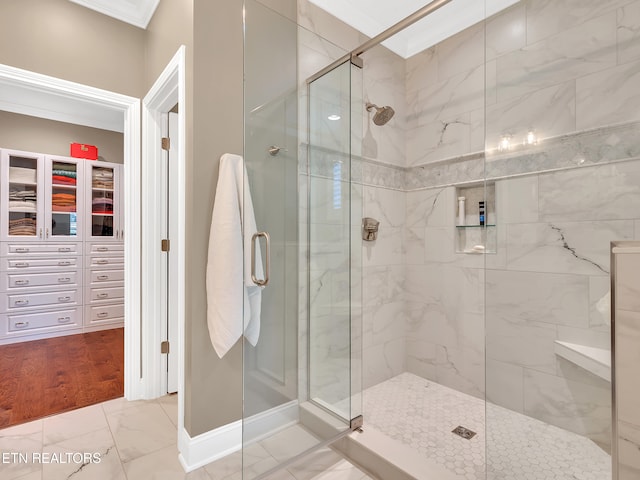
[2,451,102,464]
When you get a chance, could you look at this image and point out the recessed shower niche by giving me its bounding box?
[455,182,496,254]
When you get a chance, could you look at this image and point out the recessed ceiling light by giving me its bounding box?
[328,114,341,121]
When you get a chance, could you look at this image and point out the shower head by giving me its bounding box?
[366,102,395,126]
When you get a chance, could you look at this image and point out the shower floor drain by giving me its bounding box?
[452,426,477,440]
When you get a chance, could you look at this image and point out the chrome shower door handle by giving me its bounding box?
[251,232,270,287]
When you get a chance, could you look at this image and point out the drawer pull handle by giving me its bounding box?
[97,259,109,264]
[58,261,71,266]
[15,248,29,253]
[58,296,71,302]
[14,321,29,328]
[58,278,71,283]
[58,247,71,252]
[97,275,109,280]
[57,317,71,323]
[14,280,29,286]
[97,247,109,252]
[15,300,29,306]
[97,312,109,318]
[97,293,109,298]
[15,262,29,268]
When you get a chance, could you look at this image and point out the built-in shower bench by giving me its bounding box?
[554,341,611,382]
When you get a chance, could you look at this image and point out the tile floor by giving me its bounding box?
[0,394,372,480]
[364,372,611,480]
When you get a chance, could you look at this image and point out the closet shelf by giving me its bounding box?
[554,340,611,382]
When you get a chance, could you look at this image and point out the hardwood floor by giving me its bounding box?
[0,328,124,429]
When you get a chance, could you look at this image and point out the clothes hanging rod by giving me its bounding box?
[306,0,454,84]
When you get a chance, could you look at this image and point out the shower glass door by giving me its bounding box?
[242,2,361,478]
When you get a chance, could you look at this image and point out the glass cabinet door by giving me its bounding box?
[3,151,43,240]
[48,158,82,239]
[87,163,119,240]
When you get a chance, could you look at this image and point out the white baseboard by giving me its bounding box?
[178,400,299,472]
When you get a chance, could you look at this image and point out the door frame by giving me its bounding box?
[0,62,142,398]
[141,47,186,401]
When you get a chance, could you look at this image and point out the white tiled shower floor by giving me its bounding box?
[363,373,611,480]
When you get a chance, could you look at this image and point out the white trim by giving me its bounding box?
[178,400,299,472]
[141,46,186,407]
[0,63,143,401]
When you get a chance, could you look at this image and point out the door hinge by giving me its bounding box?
[161,341,170,354]
[161,239,170,252]
[350,415,364,431]
[161,137,171,151]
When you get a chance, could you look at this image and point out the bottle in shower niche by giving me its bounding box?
[458,197,466,226]
[479,201,485,226]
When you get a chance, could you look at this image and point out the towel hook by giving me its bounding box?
[268,145,288,156]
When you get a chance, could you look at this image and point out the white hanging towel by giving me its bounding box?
[206,153,263,358]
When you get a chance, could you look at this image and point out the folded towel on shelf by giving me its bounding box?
[9,167,37,184]
[52,169,77,178]
[52,163,76,172]
[206,153,263,358]
[8,200,36,211]
[52,175,77,185]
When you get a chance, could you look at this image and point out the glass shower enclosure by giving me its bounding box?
[241,2,363,478]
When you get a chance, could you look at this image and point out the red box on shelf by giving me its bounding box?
[70,143,98,160]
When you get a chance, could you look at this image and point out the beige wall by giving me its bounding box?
[186,0,244,436]
[0,111,124,163]
[0,0,145,98]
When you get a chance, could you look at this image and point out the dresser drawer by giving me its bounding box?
[5,289,79,310]
[87,255,124,269]
[1,257,82,272]
[6,308,80,334]
[90,269,124,284]
[1,243,81,256]
[86,243,124,255]
[86,286,124,304]
[2,271,80,292]
[86,303,124,325]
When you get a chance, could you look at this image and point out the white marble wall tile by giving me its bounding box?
[589,275,611,329]
[485,59,497,107]
[406,187,454,229]
[408,64,485,127]
[486,270,589,328]
[406,337,438,381]
[618,421,640,479]
[616,309,640,427]
[309,176,351,225]
[309,223,350,272]
[486,358,525,413]
[506,221,633,275]
[362,226,404,267]
[497,13,617,102]
[525,0,632,45]
[469,107,485,152]
[437,22,485,82]
[406,114,472,166]
[556,325,610,350]
[406,47,438,95]
[539,161,640,222]
[618,2,640,65]
[404,263,443,307]
[363,338,406,389]
[297,0,365,52]
[486,3,526,61]
[362,265,405,308]
[371,302,405,346]
[496,175,539,224]
[404,226,425,265]
[616,252,640,312]
[486,81,576,151]
[363,185,406,228]
[576,59,640,131]
[555,356,611,389]
[522,368,612,446]
[435,344,485,399]
[424,226,456,263]
[486,316,558,374]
